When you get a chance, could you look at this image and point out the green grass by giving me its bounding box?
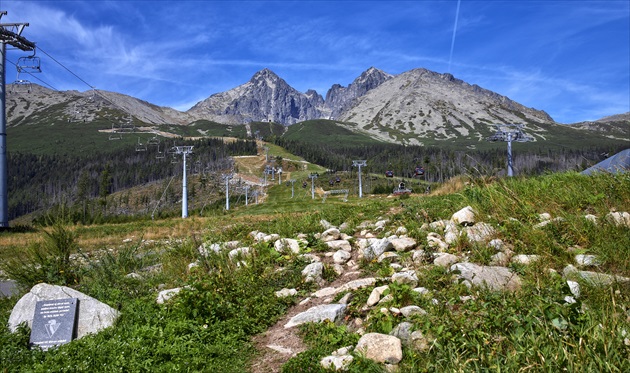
[1,171,629,371]
[283,119,384,147]
[157,120,249,138]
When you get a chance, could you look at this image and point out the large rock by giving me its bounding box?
[274,238,301,254]
[156,287,182,304]
[426,232,449,251]
[451,206,477,226]
[563,265,630,286]
[606,211,630,228]
[464,222,496,243]
[333,250,352,264]
[391,271,418,288]
[335,278,378,294]
[363,238,394,260]
[450,263,522,292]
[8,283,120,339]
[355,333,403,364]
[321,228,341,242]
[367,285,389,307]
[433,253,459,268]
[302,262,324,283]
[390,237,417,252]
[327,240,352,252]
[284,304,346,328]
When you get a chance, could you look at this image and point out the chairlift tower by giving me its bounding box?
[222,173,233,210]
[0,12,36,228]
[288,179,296,198]
[352,160,367,198]
[308,173,318,199]
[487,124,534,177]
[171,146,193,218]
[244,185,249,206]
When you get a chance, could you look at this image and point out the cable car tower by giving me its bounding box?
[1,12,36,228]
[487,124,534,177]
[352,160,367,198]
[170,146,194,218]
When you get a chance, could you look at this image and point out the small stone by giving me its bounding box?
[583,214,598,224]
[333,250,352,264]
[400,305,426,317]
[511,254,540,265]
[433,253,459,267]
[567,281,580,298]
[285,304,346,329]
[275,288,298,298]
[575,254,601,267]
[321,228,341,242]
[313,287,337,298]
[391,271,418,288]
[395,226,408,236]
[367,285,389,307]
[156,287,182,304]
[320,355,354,371]
[378,252,400,263]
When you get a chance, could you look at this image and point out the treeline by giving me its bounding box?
[9,138,257,221]
[271,137,623,182]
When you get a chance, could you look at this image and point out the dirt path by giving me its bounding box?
[250,265,364,373]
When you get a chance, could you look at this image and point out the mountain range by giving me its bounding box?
[6,67,629,146]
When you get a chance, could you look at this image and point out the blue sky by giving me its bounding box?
[3,0,629,124]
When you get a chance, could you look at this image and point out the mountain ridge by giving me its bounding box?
[5,67,629,146]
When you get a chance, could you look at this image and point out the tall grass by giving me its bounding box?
[1,171,628,371]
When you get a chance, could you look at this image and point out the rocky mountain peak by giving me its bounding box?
[325,67,393,119]
[250,68,282,87]
[187,69,324,125]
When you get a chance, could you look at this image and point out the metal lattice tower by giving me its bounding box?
[352,160,367,198]
[0,12,36,228]
[487,124,534,177]
[170,146,194,217]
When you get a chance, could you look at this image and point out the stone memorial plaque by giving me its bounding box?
[29,298,79,351]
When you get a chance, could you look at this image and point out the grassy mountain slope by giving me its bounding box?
[283,120,383,147]
[1,171,629,372]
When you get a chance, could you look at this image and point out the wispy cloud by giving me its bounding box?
[3,0,628,124]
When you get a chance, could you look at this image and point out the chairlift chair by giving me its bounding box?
[155,144,165,159]
[11,79,32,93]
[136,137,147,152]
[414,166,425,177]
[17,48,42,73]
[147,135,160,146]
[109,123,122,140]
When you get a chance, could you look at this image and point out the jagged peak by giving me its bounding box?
[357,66,392,80]
[251,68,279,80]
[250,68,288,89]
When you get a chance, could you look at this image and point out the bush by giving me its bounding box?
[0,222,81,289]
